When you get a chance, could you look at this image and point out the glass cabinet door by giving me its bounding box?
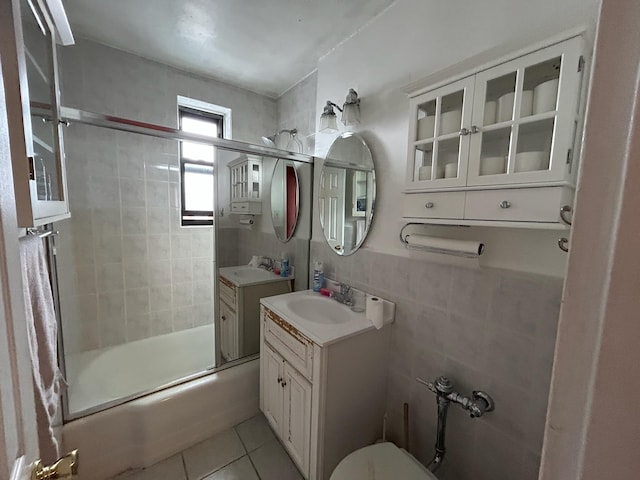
[20,0,70,224]
[467,37,584,186]
[406,76,475,189]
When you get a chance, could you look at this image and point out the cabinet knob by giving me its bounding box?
[221,315,226,321]
[281,381,287,388]
[277,377,282,384]
[425,202,435,209]
[459,128,470,136]
[499,200,511,209]
[470,125,480,134]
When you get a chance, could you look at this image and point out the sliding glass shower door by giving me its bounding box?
[56,123,216,417]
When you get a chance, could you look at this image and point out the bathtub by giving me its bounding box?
[62,327,260,480]
[66,325,217,415]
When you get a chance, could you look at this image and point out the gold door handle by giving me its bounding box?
[32,450,79,480]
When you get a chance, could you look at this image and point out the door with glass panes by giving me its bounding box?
[467,37,584,186]
[406,77,475,189]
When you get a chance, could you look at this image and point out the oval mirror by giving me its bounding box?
[270,159,300,242]
[319,132,376,256]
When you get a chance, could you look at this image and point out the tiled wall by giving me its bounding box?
[56,127,215,354]
[56,38,278,354]
[310,240,562,480]
[276,71,318,154]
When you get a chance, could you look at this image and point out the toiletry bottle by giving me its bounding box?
[280,252,289,277]
[312,261,324,292]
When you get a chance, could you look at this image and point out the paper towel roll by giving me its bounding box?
[367,296,384,329]
[239,216,254,225]
[405,234,484,257]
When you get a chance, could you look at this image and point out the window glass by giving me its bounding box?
[178,106,223,226]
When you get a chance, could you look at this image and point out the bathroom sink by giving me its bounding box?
[229,266,277,281]
[219,265,291,286]
[285,296,351,324]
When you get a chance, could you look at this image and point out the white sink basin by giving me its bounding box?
[229,266,277,281]
[219,265,291,286]
[286,296,351,324]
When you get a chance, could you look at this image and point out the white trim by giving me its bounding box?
[10,457,29,480]
[43,0,74,46]
[177,95,232,139]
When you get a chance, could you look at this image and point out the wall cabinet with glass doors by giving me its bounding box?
[5,0,73,227]
[228,154,263,215]
[405,35,586,227]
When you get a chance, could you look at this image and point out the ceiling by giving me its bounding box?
[64,0,396,98]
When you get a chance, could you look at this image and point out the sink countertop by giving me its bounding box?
[260,290,376,347]
[219,265,294,288]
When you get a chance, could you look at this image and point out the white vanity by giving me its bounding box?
[259,290,392,480]
[218,266,293,362]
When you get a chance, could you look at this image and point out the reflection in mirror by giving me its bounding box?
[319,132,375,255]
[271,159,300,242]
[216,150,312,366]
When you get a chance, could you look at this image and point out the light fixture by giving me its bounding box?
[319,88,361,132]
[261,128,303,153]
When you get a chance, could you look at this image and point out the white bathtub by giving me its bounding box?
[66,325,217,415]
[62,327,259,480]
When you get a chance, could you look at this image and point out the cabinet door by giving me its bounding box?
[19,0,70,225]
[467,37,584,186]
[406,76,475,189]
[262,344,284,433]
[282,362,312,476]
[220,301,237,362]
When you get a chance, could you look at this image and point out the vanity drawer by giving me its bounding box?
[231,202,262,215]
[464,187,571,223]
[219,276,237,309]
[263,307,314,381]
[403,192,465,219]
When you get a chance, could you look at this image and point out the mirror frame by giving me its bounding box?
[270,158,300,242]
[319,132,376,256]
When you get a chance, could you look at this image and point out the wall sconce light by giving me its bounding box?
[319,88,361,133]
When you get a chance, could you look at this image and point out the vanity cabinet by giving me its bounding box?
[4,0,73,227]
[405,35,586,227]
[260,303,391,480]
[228,154,263,215]
[218,272,291,362]
[263,343,312,471]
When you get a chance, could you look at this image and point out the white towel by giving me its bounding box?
[19,235,61,463]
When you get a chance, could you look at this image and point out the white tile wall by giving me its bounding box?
[310,239,562,480]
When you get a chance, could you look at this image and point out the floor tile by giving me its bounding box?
[114,454,186,480]
[183,429,246,480]
[202,456,258,480]
[235,414,276,452]
[249,439,303,480]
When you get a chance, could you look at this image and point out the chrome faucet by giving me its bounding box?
[330,283,354,306]
[258,257,274,271]
[416,376,495,472]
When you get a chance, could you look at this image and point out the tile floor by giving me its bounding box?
[112,414,303,480]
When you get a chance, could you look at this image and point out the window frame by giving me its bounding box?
[178,105,224,227]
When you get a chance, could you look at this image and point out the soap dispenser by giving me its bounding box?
[312,261,324,292]
[280,252,289,277]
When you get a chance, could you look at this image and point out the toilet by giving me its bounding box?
[330,442,438,480]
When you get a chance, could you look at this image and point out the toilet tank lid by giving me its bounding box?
[330,442,438,480]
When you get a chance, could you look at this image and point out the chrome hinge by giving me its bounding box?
[578,56,585,72]
[566,149,573,165]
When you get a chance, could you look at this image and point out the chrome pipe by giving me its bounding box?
[416,376,495,472]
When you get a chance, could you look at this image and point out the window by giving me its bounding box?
[179,106,223,226]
